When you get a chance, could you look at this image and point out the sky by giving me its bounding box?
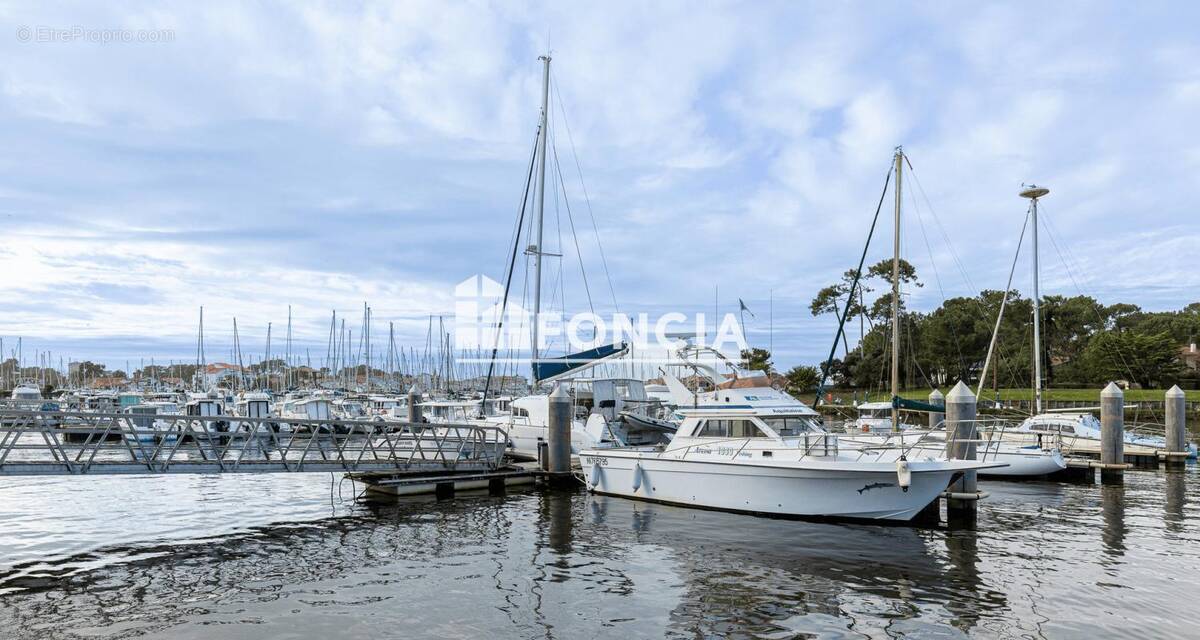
[1,1,1198,373]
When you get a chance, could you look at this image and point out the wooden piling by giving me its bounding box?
[547,384,573,485]
[944,381,977,526]
[1165,385,1187,468]
[928,388,945,430]
[1100,382,1124,484]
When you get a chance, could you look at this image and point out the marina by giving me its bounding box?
[4,3,1200,638]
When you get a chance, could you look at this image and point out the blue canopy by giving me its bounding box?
[534,343,627,383]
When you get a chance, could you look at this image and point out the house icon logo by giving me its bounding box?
[454,275,530,352]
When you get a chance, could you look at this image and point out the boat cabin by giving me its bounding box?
[1019,413,1098,437]
[237,393,273,418]
[420,400,479,423]
[10,384,42,402]
[592,378,648,422]
[675,412,824,440]
[184,394,225,417]
[335,399,368,419]
[285,397,333,421]
[851,402,896,433]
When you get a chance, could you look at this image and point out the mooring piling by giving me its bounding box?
[944,381,978,525]
[407,385,422,424]
[1100,382,1125,484]
[928,388,945,429]
[1165,385,1187,468]
[547,383,573,486]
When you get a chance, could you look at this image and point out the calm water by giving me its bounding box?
[0,467,1197,639]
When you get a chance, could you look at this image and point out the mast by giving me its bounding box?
[364,302,371,393]
[530,54,551,384]
[265,322,272,392]
[890,147,903,431]
[1020,184,1050,414]
[286,305,293,390]
[197,308,206,391]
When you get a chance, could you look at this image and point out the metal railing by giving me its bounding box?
[664,433,842,461]
[0,410,508,476]
[948,417,1065,461]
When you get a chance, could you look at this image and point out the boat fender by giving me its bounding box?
[632,463,642,492]
[590,462,602,488]
[896,460,911,492]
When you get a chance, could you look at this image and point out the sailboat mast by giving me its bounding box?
[890,147,903,431]
[1029,189,1045,415]
[531,54,551,384]
[1018,185,1050,414]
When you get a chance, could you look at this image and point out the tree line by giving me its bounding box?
[741,260,1200,397]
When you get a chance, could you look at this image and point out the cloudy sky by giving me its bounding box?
[1,1,1198,372]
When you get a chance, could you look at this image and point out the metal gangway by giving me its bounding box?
[0,410,507,476]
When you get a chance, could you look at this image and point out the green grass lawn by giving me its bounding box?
[826,387,1200,403]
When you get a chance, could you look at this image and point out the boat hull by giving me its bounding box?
[579,453,964,522]
[978,447,1066,477]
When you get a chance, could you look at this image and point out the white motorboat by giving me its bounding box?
[278,393,338,434]
[9,381,43,406]
[845,401,923,433]
[580,406,1002,522]
[183,392,229,435]
[1007,411,1197,459]
[869,426,1067,477]
[233,391,282,434]
[842,399,1067,477]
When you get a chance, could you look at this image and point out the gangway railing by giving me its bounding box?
[0,410,508,476]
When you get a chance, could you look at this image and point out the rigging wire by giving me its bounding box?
[907,175,967,380]
[904,155,1026,391]
[480,119,542,409]
[815,162,893,404]
[977,207,1030,399]
[551,131,597,318]
[552,77,620,312]
[1038,204,1145,386]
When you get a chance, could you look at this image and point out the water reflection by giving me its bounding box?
[580,493,1002,638]
[942,531,983,634]
[1100,484,1127,560]
[0,472,1197,639]
[1164,470,1186,535]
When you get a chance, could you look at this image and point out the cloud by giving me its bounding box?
[0,1,1197,369]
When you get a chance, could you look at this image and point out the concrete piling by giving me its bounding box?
[944,381,978,526]
[547,384,573,485]
[1100,382,1124,484]
[1165,385,1187,468]
[407,385,422,424]
[928,389,945,430]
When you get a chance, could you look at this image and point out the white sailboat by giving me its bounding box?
[986,185,1195,459]
[827,151,1063,478]
[476,55,675,458]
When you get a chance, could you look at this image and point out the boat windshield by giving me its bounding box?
[760,416,823,436]
[696,419,766,438]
